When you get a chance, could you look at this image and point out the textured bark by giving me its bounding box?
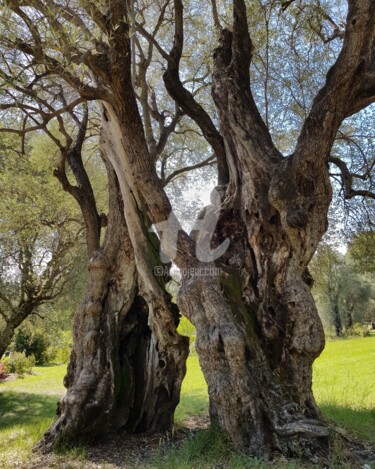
[87,27,330,461]
[167,4,375,459]
[35,165,188,453]
[178,202,329,459]
[169,16,334,458]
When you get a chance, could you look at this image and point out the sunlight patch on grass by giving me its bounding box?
[175,353,208,424]
[0,366,66,465]
[0,337,374,467]
[313,335,375,442]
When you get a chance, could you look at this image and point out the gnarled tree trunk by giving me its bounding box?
[172,19,336,459]
[32,0,373,461]
[36,164,188,453]
[178,204,329,459]
[171,4,375,458]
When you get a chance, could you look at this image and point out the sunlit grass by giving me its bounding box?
[0,365,66,466]
[175,353,208,424]
[313,336,375,441]
[0,337,374,467]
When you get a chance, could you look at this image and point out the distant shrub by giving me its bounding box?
[7,352,34,377]
[14,326,49,364]
[0,361,7,379]
[46,330,72,364]
[342,323,370,338]
[57,345,71,364]
[1,357,10,373]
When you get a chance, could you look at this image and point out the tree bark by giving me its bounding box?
[35,164,188,453]
[178,203,329,460]
[167,20,334,459]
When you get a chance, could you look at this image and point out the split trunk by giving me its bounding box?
[36,165,188,452]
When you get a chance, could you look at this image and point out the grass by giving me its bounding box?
[175,354,208,423]
[0,337,374,467]
[175,336,375,441]
[0,365,66,467]
[151,426,308,469]
[313,336,375,442]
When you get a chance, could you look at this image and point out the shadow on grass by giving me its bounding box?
[176,391,208,422]
[0,391,59,431]
[320,404,375,442]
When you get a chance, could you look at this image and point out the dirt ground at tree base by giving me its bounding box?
[1,417,209,469]
[2,417,375,469]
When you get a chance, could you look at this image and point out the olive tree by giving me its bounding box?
[1,0,375,461]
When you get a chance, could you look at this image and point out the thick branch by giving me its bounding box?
[295,2,375,164]
[51,104,101,257]
[329,156,375,200]
[348,71,375,116]
[156,109,184,158]
[162,0,229,184]
[212,25,281,172]
[232,0,253,82]
[210,0,222,30]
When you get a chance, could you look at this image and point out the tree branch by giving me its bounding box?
[162,0,229,184]
[210,0,222,30]
[232,0,253,82]
[295,2,375,165]
[162,154,216,187]
[212,2,282,173]
[0,292,15,314]
[348,71,375,116]
[329,156,375,200]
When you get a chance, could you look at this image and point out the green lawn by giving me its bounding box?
[175,354,208,423]
[0,365,66,467]
[313,336,375,441]
[0,337,374,466]
[177,336,375,441]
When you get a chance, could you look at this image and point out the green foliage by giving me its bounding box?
[341,323,371,338]
[5,352,34,377]
[46,330,72,364]
[310,245,375,335]
[348,231,375,273]
[1,356,10,373]
[14,325,50,365]
[0,130,87,357]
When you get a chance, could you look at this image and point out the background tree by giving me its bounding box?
[310,245,375,335]
[0,132,84,358]
[348,230,375,272]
